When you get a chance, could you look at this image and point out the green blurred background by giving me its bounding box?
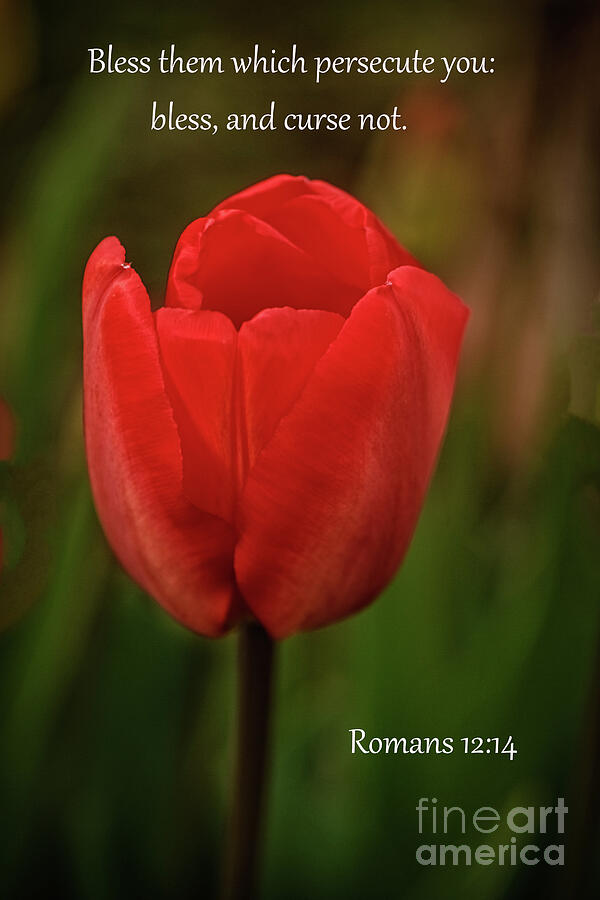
[1,0,599,897]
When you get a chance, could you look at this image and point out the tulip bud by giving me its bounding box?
[82,175,468,638]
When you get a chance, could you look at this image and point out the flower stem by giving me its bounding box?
[222,621,276,900]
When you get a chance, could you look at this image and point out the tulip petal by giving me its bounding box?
[216,174,419,290]
[154,306,344,523]
[310,179,420,284]
[267,194,415,293]
[235,265,469,638]
[239,308,345,471]
[83,237,238,636]
[213,173,310,219]
[165,209,361,326]
[154,307,238,523]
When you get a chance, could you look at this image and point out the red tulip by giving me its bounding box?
[82,175,468,638]
[0,396,15,571]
